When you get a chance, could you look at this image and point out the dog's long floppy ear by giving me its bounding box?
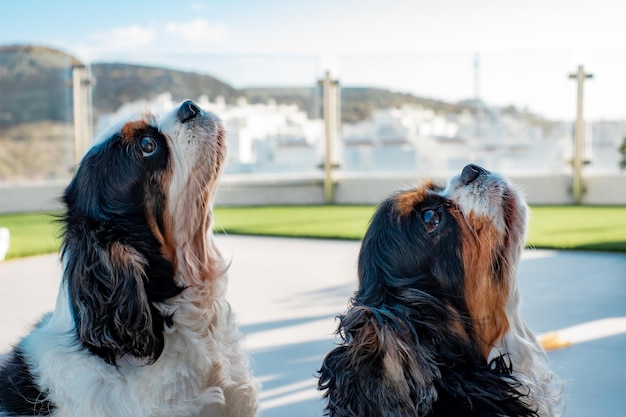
[60,141,174,365]
[319,309,538,417]
[318,306,440,417]
[62,223,163,365]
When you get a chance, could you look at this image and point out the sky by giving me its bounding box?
[3,0,626,120]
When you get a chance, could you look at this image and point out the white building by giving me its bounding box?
[341,104,573,175]
[96,93,625,176]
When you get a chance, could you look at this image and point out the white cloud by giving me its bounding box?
[68,24,157,62]
[68,19,230,64]
[190,2,206,12]
[164,19,229,43]
[91,25,156,50]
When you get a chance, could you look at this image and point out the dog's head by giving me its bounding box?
[61,101,225,364]
[360,163,526,357]
[319,165,557,416]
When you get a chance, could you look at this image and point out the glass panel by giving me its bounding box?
[0,45,75,183]
[337,51,574,176]
[89,54,322,175]
[587,50,626,174]
[7,48,624,186]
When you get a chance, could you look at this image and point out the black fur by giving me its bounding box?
[61,125,183,365]
[318,195,536,417]
[0,348,54,415]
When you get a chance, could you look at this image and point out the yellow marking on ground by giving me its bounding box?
[539,317,626,351]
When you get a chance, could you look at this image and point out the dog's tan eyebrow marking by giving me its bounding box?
[394,179,437,217]
[121,120,151,144]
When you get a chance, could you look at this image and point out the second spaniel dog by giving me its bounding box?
[0,101,257,417]
[319,164,562,417]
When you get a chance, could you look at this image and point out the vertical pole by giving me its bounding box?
[474,53,480,101]
[72,64,95,168]
[569,65,593,205]
[319,71,339,204]
[85,65,94,155]
[72,65,85,167]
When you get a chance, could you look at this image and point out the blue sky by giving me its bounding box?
[6,0,625,59]
[3,0,626,119]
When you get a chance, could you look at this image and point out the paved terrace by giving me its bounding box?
[1,235,625,416]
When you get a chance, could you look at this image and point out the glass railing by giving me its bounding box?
[0,45,75,183]
[586,50,626,174]
[336,51,575,176]
[89,54,323,175]
[2,47,625,186]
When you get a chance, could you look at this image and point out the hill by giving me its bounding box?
[341,87,465,123]
[91,62,238,114]
[0,44,242,124]
[0,44,467,126]
[0,45,81,126]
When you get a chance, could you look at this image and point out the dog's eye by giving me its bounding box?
[140,137,157,157]
[421,209,440,233]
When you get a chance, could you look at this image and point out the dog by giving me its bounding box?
[0,101,257,417]
[318,164,562,417]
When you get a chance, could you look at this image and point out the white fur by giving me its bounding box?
[442,170,509,233]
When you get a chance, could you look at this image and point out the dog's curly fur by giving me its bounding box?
[0,101,257,417]
[318,164,563,417]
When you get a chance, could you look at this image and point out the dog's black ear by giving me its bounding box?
[318,306,439,417]
[62,223,164,365]
[62,144,165,364]
[59,136,176,365]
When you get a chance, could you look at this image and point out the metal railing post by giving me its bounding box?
[319,71,339,204]
[568,65,593,205]
[72,64,95,168]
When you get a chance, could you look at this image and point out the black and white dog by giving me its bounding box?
[319,165,563,417]
[0,101,257,417]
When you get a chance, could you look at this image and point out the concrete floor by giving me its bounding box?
[1,235,625,416]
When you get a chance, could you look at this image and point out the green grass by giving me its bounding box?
[0,212,63,259]
[1,205,625,260]
[213,205,375,240]
[526,206,626,252]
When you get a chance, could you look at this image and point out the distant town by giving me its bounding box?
[97,92,626,176]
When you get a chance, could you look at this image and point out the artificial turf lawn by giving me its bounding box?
[213,205,375,240]
[0,205,625,260]
[526,205,626,252]
[0,212,63,259]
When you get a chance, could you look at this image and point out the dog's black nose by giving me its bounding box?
[178,100,202,123]
[460,164,490,185]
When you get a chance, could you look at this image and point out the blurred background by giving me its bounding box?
[1,0,626,209]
